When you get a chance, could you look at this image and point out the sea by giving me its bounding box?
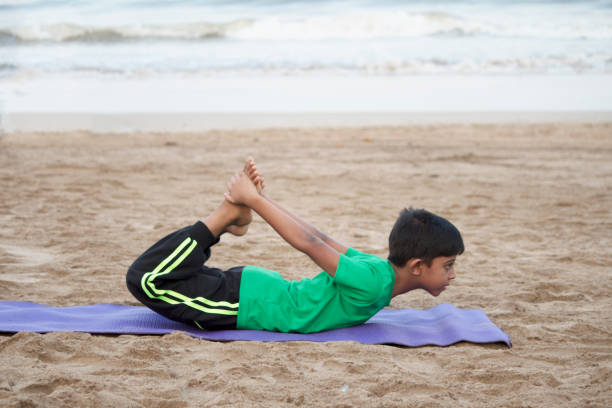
[1,0,611,126]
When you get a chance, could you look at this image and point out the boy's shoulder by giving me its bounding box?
[336,248,392,276]
[337,247,395,305]
[344,247,386,263]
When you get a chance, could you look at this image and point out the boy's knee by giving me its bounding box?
[126,266,147,301]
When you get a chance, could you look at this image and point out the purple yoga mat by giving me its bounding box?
[0,301,511,347]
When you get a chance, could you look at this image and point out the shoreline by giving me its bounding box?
[2,111,611,133]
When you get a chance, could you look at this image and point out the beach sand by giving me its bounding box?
[0,123,610,407]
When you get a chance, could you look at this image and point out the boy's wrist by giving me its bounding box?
[246,193,264,209]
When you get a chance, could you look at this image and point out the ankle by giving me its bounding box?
[204,202,237,238]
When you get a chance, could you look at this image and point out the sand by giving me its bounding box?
[0,123,610,407]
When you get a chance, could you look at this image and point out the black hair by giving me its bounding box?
[388,208,464,267]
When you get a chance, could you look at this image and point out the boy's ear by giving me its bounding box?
[407,258,423,277]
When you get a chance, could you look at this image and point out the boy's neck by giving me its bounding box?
[390,262,421,297]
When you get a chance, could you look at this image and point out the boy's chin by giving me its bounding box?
[427,287,446,297]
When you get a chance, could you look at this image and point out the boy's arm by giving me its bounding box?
[243,157,348,254]
[226,172,341,276]
[261,194,349,254]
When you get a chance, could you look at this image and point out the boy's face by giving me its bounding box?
[420,255,457,297]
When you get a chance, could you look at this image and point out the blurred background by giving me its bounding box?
[1,0,611,129]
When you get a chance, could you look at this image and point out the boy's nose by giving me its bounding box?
[448,269,456,280]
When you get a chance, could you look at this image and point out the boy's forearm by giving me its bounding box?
[247,195,315,252]
[247,194,340,275]
[260,194,348,254]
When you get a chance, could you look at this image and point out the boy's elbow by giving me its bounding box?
[294,230,322,253]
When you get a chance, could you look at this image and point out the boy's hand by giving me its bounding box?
[225,171,259,206]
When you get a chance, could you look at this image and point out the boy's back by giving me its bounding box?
[237,247,395,333]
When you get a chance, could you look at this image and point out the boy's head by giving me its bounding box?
[388,208,464,268]
[388,208,464,297]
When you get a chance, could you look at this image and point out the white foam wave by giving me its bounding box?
[0,20,252,43]
[4,54,609,77]
[2,10,611,43]
[232,11,489,40]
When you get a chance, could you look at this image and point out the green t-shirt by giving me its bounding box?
[236,248,395,333]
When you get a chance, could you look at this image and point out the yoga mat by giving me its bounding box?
[0,301,511,347]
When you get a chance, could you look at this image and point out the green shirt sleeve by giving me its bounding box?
[334,248,388,304]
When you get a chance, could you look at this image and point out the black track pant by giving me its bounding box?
[126,221,242,330]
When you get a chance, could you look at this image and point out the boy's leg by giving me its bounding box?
[126,199,251,330]
[204,198,252,238]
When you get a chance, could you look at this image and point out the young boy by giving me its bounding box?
[126,158,464,333]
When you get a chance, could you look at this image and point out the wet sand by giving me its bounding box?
[0,123,611,407]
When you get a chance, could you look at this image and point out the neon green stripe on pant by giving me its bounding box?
[141,237,238,317]
[140,237,193,299]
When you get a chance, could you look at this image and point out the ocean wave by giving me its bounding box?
[3,55,609,76]
[2,10,610,44]
[0,62,18,79]
[348,57,607,75]
[0,30,20,44]
[0,20,252,43]
[0,62,18,71]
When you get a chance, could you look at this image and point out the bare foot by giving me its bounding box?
[244,156,265,193]
[220,157,263,236]
[224,205,251,236]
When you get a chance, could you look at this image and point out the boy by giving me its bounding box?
[126,158,464,333]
